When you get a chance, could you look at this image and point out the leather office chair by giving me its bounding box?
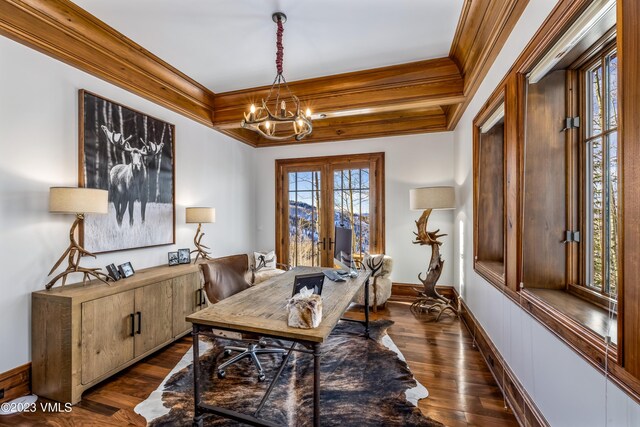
[200,255,286,382]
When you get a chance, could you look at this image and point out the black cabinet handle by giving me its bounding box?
[129,313,135,337]
[136,311,142,334]
[200,289,206,306]
[196,288,202,307]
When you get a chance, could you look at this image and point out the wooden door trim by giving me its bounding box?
[275,153,385,267]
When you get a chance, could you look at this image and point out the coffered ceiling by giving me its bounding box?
[72,0,464,93]
[0,0,529,147]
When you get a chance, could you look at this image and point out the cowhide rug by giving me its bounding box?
[136,320,442,426]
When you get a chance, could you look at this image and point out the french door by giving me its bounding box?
[275,153,385,268]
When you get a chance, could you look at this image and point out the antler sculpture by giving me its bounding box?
[410,209,457,320]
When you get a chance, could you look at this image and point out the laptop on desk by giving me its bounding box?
[292,272,325,297]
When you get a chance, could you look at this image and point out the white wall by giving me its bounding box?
[452,1,640,425]
[253,133,455,285]
[0,36,256,373]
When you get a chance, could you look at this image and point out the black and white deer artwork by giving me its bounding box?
[101,125,164,226]
[81,91,174,253]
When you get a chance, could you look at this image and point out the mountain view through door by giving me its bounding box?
[277,153,384,268]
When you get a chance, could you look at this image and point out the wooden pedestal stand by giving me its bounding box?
[410,209,457,321]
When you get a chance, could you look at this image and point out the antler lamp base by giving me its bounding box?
[410,208,458,321]
[45,214,111,290]
[190,223,212,263]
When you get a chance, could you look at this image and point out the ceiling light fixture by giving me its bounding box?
[241,12,312,141]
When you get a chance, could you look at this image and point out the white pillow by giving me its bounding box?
[254,250,277,270]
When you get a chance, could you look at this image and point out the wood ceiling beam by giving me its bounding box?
[225,109,448,148]
[212,57,464,129]
[446,0,530,130]
[0,0,216,127]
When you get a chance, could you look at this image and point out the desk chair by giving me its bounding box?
[200,255,286,382]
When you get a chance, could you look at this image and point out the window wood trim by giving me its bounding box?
[275,153,385,267]
[470,0,640,403]
[473,89,507,289]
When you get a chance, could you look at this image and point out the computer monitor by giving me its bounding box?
[333,224,354,272]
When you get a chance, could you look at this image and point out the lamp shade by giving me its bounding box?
[410,186,455,210]
[186,207,216,224]
[49,187,108,214]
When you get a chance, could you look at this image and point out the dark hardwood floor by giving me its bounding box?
[3,301,517,426]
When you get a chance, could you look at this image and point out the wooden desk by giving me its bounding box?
[187,266,371,427]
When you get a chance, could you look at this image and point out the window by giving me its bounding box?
[276,153,385,268]
[288,170,322,266]
[583,47,618,297]
[333,168,370,260]
[471,0,640,400]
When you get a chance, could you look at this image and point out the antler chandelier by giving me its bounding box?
[241,12,312,141]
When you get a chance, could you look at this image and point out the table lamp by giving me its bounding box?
[409,186,457,320]
[46,187,110,289]
[186,207,215,263]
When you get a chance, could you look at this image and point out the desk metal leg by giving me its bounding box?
[313,342,321,427]
[364,277,370,338]
[192,325,204,427]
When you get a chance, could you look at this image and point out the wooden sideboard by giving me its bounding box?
[32,263,206,404]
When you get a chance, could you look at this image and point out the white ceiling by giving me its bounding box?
[73,0,464,93]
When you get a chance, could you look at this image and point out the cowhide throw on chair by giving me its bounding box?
[353,254,394,311]
[137,320,442,426]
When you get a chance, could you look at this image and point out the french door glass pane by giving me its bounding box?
[288,171,321,267]
[333,168,370,259]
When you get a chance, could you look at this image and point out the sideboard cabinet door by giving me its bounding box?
[81,290,135,385]
[134,279,173,357]
[172,272,202,337]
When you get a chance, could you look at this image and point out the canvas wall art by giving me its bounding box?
[79,90,175,253]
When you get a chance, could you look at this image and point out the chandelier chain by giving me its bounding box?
[276,17,284,75]
[240,12,312,141]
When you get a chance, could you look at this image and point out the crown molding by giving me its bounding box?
[0,0,528,145]
[0,0,216,127]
